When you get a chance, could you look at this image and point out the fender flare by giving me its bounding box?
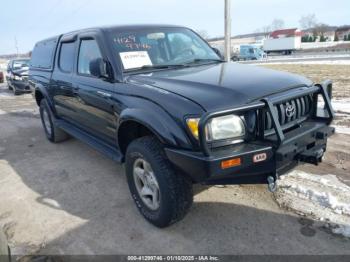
[118,108,190,149]
[34,85,56,114]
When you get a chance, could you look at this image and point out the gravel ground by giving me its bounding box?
[0,69,350,256]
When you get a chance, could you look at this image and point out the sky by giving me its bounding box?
[0,0,349,55]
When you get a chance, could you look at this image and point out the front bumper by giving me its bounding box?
[9,79,31,92]
[166,81,335,185]
[165,123,334,184]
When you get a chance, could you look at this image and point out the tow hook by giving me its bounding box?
[267,175,278,192]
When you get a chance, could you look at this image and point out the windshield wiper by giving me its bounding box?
[125,59,223,73]
[183,58,225,65]
[126,64,189,72]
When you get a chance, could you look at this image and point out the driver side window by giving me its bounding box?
[167,33,206,58]
[168,33,192,56]
[78,39,103,76]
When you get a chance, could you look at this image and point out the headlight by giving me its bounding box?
[14,75,22,81]
[206,115,245,141]
[186,115,245,141]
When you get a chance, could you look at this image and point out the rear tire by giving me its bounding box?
[39,99,70,143]
[125,136,193,228]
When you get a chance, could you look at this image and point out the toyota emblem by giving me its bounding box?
[285,103,295,118]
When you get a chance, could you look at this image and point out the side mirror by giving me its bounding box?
[89,58,109,79]
[212,47,223,59]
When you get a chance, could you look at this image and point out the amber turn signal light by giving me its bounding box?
[221,157,241,169]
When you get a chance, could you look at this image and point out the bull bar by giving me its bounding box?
[197,80,335,157]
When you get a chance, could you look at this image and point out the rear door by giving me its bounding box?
[71,34,117,145]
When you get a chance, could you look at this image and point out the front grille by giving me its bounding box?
[264,95,313,132]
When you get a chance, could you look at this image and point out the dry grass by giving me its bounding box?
[260,64,350,98]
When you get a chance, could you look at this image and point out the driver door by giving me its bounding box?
[71,36,117,145]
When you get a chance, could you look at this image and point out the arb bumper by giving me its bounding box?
[165,81,335,185]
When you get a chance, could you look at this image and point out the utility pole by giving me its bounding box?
[14,37,19,57]
[224,0,231,62]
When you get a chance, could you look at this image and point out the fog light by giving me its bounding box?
[221,157,241,169]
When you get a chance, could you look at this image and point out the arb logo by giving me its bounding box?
[253,153,267,163]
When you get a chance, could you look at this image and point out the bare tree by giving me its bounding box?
[255,25,270,34]
[261,25,271,37]
[270,19,285,31]
[196,30,210,40]
[312,23,330,39]
[299,14,317,29]
[256,18,284,36]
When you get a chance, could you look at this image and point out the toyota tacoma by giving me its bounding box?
[29,25,335,227]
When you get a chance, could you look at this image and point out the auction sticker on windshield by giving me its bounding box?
[120,51,152,70]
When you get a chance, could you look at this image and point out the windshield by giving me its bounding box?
[13,59,29,70]
[109,27,221,72]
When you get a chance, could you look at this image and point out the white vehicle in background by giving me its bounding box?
[263,28,302,55]
[231,45,266,61]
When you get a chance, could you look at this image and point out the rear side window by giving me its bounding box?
[30,39,57,69]
[78,39,102,75]
[59,42,75,72]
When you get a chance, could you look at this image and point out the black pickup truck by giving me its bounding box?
[29,25,335,227]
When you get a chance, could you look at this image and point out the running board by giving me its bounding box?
[55,120,123,163]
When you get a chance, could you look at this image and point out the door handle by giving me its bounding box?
[97,90,112,98]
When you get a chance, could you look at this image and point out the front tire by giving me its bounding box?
[39,99,70,143]
[125,136,193,228]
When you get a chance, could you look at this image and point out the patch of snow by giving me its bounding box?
[332,99,350,114]
[275,170,350,238]
[287,60,350,65]
[40,197,61,208]
[334,125,350,135]
[10,109,38,114]
[264,54,350,61]
[0,109,6,115]
[332,225,350,238]
[0,93,14,98]
[252,60,350,65]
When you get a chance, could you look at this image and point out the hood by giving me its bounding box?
[128,62,313,112]
[13,67,29,76]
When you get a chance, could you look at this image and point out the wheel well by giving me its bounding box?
[118,121,158,155]
[35,90,44,106]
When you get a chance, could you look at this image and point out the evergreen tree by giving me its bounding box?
[302,36,309,42]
